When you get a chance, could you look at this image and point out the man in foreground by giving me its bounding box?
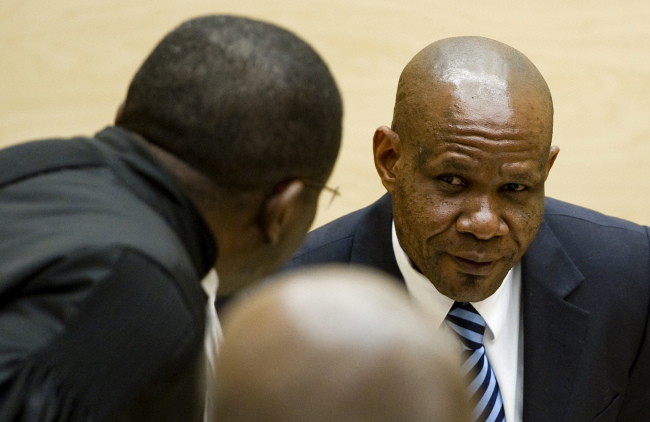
[283,36,650,421]
[0,15,342,421]
[216,265,470,422]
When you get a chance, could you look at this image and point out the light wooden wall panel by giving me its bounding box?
[2,0,649,226]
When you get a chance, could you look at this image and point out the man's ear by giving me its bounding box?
[260,180,305,245]
[373,126,401,193]
[545,145,560,181]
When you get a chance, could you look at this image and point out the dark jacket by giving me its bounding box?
[0,127,216,421]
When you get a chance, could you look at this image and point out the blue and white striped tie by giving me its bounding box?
[445,302,506,422]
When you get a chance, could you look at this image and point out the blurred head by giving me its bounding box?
[215,265,470,422]
[374,36,559,302]
[117,15,343,294]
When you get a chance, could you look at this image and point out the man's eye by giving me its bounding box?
[503,183,527,192]
[440,175,464,185]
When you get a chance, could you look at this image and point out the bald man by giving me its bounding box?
[215,265,470,422]
[283,37,650,422]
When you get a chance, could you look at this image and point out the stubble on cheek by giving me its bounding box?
[392,179,431,262]
[512,197,545,257]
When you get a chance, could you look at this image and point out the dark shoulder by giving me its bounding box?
[544,197,649,239]
[284,194,392,270]
[542,197,650,272]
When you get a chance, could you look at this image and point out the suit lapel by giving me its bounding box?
[521,220,591,421]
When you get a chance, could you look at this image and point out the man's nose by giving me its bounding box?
[456,196,509,240]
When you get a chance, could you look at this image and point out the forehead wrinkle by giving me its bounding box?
[421,140,546,179]
[447,125,523,143]
[438,135,536,154]
[441,104,520,134]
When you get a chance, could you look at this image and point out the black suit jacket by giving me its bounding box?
[0,127,214,421]
[283,194,650,422]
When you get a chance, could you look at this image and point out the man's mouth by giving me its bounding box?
[450,254,496,276]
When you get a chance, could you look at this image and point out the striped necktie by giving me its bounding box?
[445,302,506,422]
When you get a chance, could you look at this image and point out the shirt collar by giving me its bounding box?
[201,268,219,303]
[391,220,520,341]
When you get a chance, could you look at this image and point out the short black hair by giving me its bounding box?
[118,15,342,192]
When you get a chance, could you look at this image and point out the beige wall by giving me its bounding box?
[2,0,649,227]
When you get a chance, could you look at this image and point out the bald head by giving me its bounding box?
[215,265,469,422]
[392,36,553,143]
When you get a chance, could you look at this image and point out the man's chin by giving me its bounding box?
[433,273,504,303]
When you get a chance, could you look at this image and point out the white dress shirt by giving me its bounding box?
[391,222,524,422]
[200,269,223,422]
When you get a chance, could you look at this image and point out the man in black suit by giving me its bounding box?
[0,15,342,422]
[283,36,650,422]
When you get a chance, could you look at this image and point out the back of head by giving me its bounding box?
[118,15,342,193]
[215,265,470,422]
